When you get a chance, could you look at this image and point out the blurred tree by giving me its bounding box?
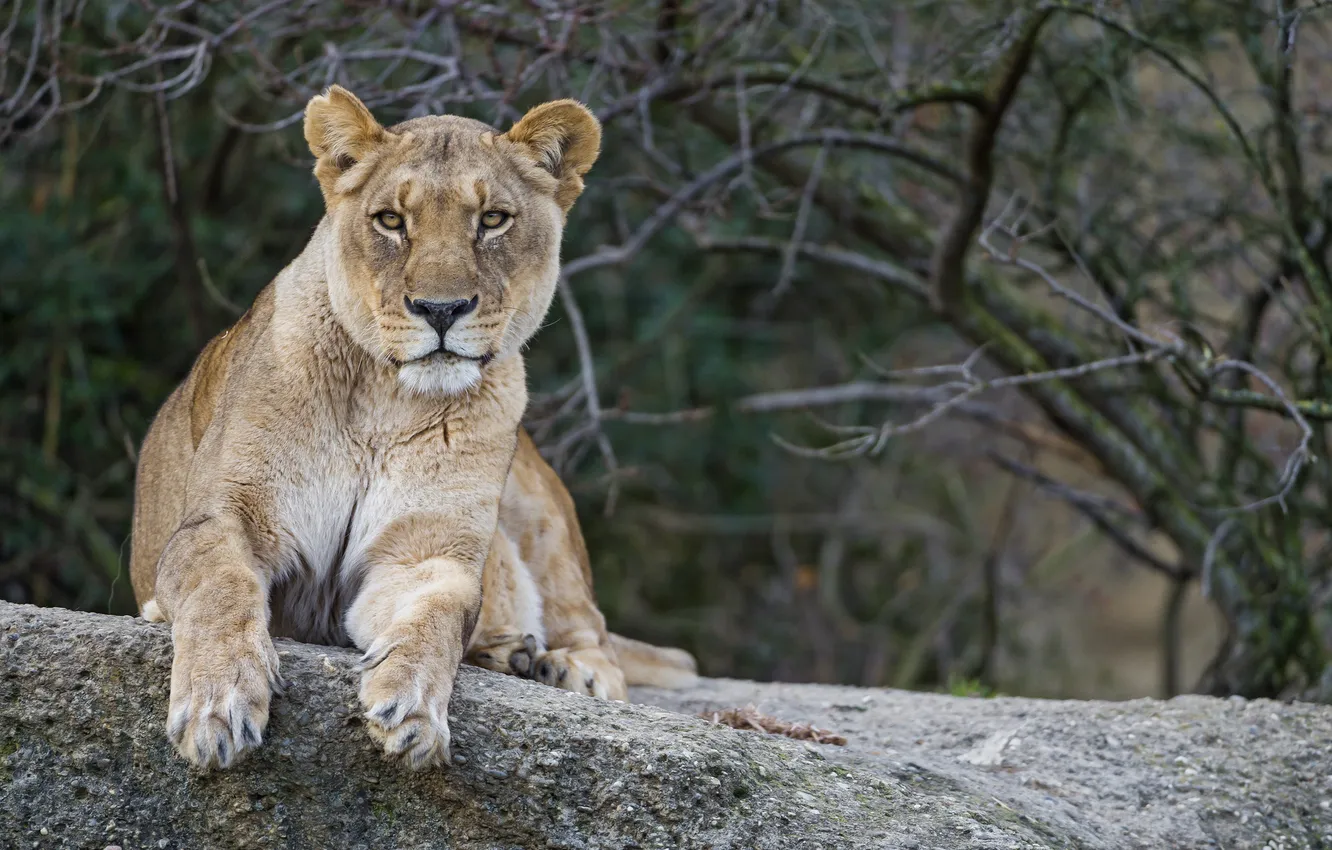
[2,0,1330,700]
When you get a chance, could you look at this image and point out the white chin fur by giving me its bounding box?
[397,358,483,397]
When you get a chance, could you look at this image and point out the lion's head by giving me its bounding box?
[302,86,600,397]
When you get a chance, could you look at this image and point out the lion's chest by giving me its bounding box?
[264,441,416,646]
[257,383,468,645]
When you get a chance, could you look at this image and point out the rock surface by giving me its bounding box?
[0,602,1325,849]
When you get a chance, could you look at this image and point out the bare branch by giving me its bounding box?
[772,349,1170,461]
[556,279,620,517]
[930,8,1052,314]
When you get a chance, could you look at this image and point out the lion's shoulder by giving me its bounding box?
[186,284,277,447]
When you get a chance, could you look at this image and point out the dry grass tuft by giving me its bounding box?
[699,704,847,746]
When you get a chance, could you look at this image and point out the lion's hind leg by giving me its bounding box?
[466,528,545,679]
[532,644,627,701]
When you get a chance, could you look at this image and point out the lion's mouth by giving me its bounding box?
[408,348,493,367]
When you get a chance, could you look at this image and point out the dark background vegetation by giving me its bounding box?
[3,0,1330,701]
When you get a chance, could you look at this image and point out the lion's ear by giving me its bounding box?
[304,86,387,187]
[501,100,601,211]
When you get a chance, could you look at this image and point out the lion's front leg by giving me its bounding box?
[155,513,281,770]
[346,555,481,768]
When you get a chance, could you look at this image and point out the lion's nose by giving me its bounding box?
[405,295,478,336]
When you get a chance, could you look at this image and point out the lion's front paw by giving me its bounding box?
[533,647,627,701]
[357,639,455,768]
[467,631,543,678]
[167,626,280,770]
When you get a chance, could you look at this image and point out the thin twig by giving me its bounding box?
[557,278,620,517]
[764,142,829,310]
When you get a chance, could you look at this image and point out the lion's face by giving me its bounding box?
[304,88,600,396]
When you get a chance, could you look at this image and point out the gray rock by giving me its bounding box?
[0,602,1324,849]
[636,679,1332,850]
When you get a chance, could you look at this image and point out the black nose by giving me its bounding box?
[405,295,478,335]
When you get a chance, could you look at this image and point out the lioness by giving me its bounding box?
[130,86,694,771]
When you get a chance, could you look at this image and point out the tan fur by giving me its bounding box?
[465,432,698,700]
[608,633,699,689]
[130,87,688,772]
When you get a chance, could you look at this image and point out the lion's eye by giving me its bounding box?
[480,211,510,230]
[375,211,403,230]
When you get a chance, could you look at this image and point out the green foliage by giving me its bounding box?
[945,675,999,699]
